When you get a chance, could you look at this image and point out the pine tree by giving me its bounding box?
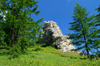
[68,3,95,58]
[93,5,100,55]
[0,0,44,54]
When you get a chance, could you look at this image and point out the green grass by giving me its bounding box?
[0,45,100,66]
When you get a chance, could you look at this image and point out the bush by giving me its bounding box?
[89,55,98,60]
[98,54,100,57]
[79,52,87,56]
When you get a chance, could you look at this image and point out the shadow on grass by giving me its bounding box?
[0,49,9,56]
[70,57,77,59]
[0,48,28,60]
[60,55,78,59]
[40,43,53,47]
[80,57,87,60]
[60,54,88,60]
[0,52,9,56]
[8,51,27,60]
[41,44,47,47]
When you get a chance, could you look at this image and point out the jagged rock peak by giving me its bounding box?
[38,21,75,52]
[43,21,63,37]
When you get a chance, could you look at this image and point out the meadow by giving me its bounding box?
[0,45,100,66]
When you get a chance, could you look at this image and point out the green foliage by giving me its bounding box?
[89,55,99,60]
[94,5,100,54]
[33,45,43,51]
[68,3,95,58]
[0,46,100,66]
[0,0,44,55]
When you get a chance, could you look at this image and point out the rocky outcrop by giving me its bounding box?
[38,21,75,52]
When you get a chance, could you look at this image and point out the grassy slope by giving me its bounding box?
[0,45,100,66]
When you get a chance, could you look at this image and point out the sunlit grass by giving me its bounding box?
[0,45,100,66]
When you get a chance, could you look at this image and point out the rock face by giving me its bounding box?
[38,21,75,52]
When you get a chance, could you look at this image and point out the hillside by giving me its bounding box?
[0,45,100,66]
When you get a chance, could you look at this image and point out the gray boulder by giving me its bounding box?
[38,21,75,52]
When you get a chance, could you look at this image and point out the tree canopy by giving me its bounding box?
[0,0,44,54]
[68,3,96,58]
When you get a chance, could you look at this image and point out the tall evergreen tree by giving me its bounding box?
[0,0,44,54]
[93,5,100,55]
[68,3,95,58]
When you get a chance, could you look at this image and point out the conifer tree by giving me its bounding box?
[0,0,44,54]
[68,3,95,58]
[93,5,100,55]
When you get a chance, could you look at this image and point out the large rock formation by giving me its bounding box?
[38,21,75,52]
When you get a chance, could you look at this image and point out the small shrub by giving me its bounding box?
[89,55,98,60]
[34,45,42,51]
[79,52,86,56]
[98,54,100,57]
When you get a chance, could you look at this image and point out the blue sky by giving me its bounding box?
[32,0,100,53]
[33,0,100,35]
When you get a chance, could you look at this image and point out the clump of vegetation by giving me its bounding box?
[0,45,100,66]
[0,0,44,57]
[0,0,100,65]
[68,2,100,58]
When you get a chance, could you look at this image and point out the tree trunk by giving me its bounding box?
[11,24,15,45]
[12,5,19,45]
[86,44,89,58]
[15,30,18,43]
[84,36,89,58]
